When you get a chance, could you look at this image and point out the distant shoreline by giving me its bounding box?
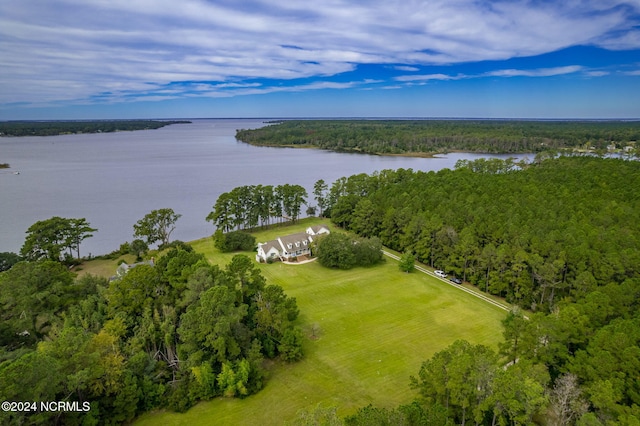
[0,120,191,137]
[236,119,640,157]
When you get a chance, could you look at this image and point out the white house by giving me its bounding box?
[256,225,330,262]
[111,258,155,281]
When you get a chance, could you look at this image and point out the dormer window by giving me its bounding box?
[295,242,300,247]
[287,243,292,249]
[303,241,307,246]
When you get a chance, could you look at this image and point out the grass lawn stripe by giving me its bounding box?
[134,219,507,425]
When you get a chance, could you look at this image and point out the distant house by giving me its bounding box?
[256,225,330,262]
[111,258,155,281]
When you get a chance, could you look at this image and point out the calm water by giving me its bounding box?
[0,119,530,255]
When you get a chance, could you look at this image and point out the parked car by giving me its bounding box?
[434,270,447,278]
[450,276,463,284]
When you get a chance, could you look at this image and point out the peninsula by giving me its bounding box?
[236,119,640,156]
[0,120,190,137]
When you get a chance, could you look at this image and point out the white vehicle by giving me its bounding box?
[434,270,447,278]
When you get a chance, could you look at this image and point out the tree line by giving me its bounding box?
[299,274,640,425]
[206,184,308,231]
[11,209,181,267]
[3,153,639,423]
[0,246,303,424]
[19,217,96,263]
[292,155,640,424]
[320,156,640,312]
[236,120,640,156]
[1,208,305,423]
[0,120,190,137]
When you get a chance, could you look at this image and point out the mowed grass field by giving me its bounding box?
[135,219,508,425]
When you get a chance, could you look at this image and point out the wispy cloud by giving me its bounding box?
[393,65,586,83]
[0,0,639,107]
[585,71,611,77]
[485,65,584,78]
[393,66,420,72]
[395,73,462,82]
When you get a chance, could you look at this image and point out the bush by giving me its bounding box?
[159,240,192,252]
[214,230,256,252]
[399,252,415,273]
[316,233,383,269]
[278,327,304,362]
[316,233,357,269]
[353,236,383,266]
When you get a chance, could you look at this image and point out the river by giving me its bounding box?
[0,119,530,255]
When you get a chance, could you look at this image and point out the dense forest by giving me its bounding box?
[320,155,639,310]
[0,244,303,424]
[0,120,190,137]
[2,155,639,424]
[236,120,640,155]
[306,155,640,424]
[198,155,640,423]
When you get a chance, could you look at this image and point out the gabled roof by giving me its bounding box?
[260,240,281,255]
[278,231,312,249]
[257,226,330,260]
[308,224,330,235]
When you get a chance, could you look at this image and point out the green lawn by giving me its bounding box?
[135,219,507,425]
[73,254,137,278]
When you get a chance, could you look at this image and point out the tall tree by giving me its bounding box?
[133,208,181,247]
[549,373,589,426]
[412,340,500,425]
[0,260,76,345]
[207,192,233,232]
[67,218,97,259]
[277,184,308,221]
[0,252,20,272]
[486,361,550,426]
[20,216,96,262]
[499,308,529,365]
[313,179,328,217]
[177,285,247,365]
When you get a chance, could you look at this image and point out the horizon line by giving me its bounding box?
[3,117,640,122]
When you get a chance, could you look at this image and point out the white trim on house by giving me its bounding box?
[256,225,330,262]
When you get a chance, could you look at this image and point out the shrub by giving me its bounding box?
[214,230,256,252]
[316,233,382,269]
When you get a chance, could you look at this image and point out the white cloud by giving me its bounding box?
[395,73,461,82]
[392,65,587,85]
[485,65,584,78]
[0,0,638,106]
[393,66,420,72]
[585,71,611,77]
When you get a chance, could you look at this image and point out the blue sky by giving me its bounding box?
[1,0,639,119]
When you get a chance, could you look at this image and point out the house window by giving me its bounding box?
[287,243,292,249]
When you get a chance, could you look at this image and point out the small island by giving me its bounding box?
[0,163,9,168]
[0,120,191,137]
